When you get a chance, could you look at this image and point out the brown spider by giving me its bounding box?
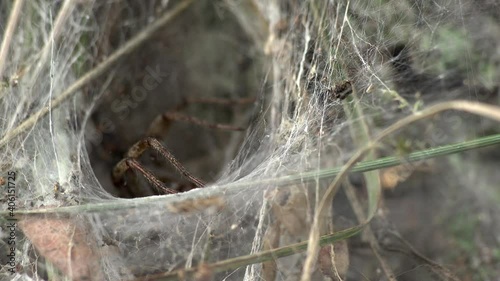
[111,96,255,195]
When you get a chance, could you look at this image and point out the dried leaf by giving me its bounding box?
[318,241,349,281]
[19,216,104,281]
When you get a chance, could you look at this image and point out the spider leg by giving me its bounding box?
[112,137,205,193]
[120,158,177,194]
[113,97,254,195]
[147,97,255,138]
[147,112,246,137]
[185,96,255,106]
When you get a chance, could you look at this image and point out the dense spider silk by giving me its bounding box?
[0,0,499,280]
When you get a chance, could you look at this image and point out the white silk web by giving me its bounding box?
[1,0,499,280]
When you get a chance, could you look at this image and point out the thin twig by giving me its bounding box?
[1,0,76,102]
[32,0,76,79]
[0,0,25,79]
[0,0,194,150]
[342,85,397,281]
[132,226,360,281]
[344,181,397,281]
[383,230,461,281]
[302,100,500,281]
[1,131,499,216]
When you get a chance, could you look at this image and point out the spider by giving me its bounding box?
[111,96,255,195]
